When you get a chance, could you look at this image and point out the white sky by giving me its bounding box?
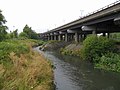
[0,0,117,33]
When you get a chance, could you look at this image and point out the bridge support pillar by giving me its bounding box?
[67,34,71,41]
[107,33,110,38]
[65,33,68,42]
[51,36,54,40]
[54,35,58,40]
[79,34,83,42]
[48,36,51,40]
[103,33,106,36]
[71,34,74,40]
[59,34,63,41]
[83,34,87,40]
[75,32,79,42]
[92,30,96,34]
[68,34,74,41]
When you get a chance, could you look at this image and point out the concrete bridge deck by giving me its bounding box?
[39,0,120,42]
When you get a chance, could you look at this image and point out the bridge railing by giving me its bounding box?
[81,0,120,19]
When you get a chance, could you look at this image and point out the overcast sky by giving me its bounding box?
[0,0,118,33]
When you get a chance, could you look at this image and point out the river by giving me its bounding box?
[34,47,120,90]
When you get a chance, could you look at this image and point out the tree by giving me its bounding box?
[19,32,29,39]
[20,24,38,39]
[0,26,8,41]
[13,29,18,38]
[8,29,18,39]
[0,10,6,25]
[0,10,7,41]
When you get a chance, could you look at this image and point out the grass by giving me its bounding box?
[0,39,53,90]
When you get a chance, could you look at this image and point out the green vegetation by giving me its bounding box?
[60,43,81,56]
[94,52,120,72]
[19,25,39,39]
[0,39,53,90]
[81,35,120,72]
[80,35,116,61]
[110,32,120,39]
[0,10,53,90]
[60,34,120,72]
[0,10,8,41]
[8,29,18,39]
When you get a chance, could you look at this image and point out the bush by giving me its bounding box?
[81,35,115,61]
[94,52,120,72]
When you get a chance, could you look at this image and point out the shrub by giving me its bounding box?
[81,35,115,61]
[94,52,120,72]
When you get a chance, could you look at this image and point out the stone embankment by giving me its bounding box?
[39,41,71,51]
[39,40,82,56]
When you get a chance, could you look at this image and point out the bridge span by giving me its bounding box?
[39,0,120,42]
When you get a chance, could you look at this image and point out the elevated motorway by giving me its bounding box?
[40,0,120,42]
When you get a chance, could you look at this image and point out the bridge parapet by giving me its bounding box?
[84,0,120,18]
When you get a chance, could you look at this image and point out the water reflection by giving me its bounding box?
[34,47,120,90]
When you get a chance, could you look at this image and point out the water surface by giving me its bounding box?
[34,47,120,90]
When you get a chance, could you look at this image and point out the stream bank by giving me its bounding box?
[35,46,120,90]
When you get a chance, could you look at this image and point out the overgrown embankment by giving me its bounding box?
[0,39,53,90]
[60,35,120,72]
[60,43,82,56]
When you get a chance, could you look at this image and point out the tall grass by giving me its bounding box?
[0,39,53,90]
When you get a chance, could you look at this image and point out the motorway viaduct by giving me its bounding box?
[39,1,120,42]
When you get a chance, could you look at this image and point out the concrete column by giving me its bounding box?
[103,33,106,36]
[75,32,79,42]
[53,36,55,40]
[79,34,82,42]
[67,34,71,41]
[83,34,87,40]
[65,33,68,42]
[51,36,54,40]
[69,34,73,41]
[72,34,74,40]
[48,36,50,40]
[54,35,57,40]
[50,36,52,40]
[56,35,58,40]
[92,30,96,34]
[107,33,110,38]
[58,35,61,41]
[63,35,65,41]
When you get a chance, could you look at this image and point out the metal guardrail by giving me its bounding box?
[80,0,120,19]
